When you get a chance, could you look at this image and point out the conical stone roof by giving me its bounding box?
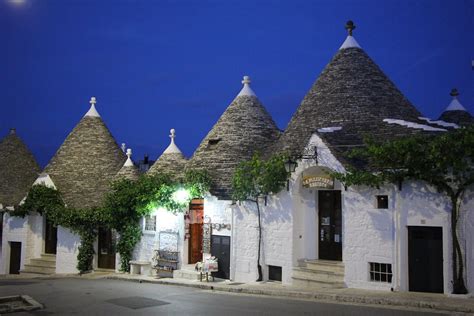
[115,148,140,181]
[148,129,187,182]
[187,76,281,199]
[43,97,125,209]
[0,129,40,208]
[438,89,474,126]
[272,21,427,164]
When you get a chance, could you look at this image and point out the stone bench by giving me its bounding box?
[129,261,152,276]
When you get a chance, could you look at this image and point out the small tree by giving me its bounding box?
[334,126,474,294]
[232,153,288,281]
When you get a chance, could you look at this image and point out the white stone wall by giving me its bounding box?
[0,213,28,274]
[0,212,44,274]
[55,226,81,274]
[133,208,184,268]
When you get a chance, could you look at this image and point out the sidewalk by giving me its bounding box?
[102,273,474,314]
[2,272,474,314]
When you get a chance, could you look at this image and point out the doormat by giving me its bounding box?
[0,295,43,313]
[106,296,169,310]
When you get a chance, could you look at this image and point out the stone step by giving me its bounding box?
[304,260,344,273]
[173,268,201,280]
[28,259,56,268]
[39,254,57,262]
[292,276,345,289]
[292,267,344,283]
[21,264,56,275]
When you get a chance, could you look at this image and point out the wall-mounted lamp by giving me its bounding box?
[284,146,318,191]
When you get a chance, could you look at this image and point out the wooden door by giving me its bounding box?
[98,227,116,269]
[189,224,203,264]
[188,199,204,264]
[318,190,342,261]
[408,226,443,293]
[44,219,57,254]
[211,235,230,279]
[9,242,21,274]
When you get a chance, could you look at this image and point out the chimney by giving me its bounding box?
[144,154,149,165]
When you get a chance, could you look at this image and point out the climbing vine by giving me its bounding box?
[17,184,108,273]
[333,126,474,294]
[12,169,211,274]
[102,170,211,272]
[232,152,288,281]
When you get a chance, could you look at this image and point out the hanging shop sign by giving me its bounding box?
[301,166,334,189]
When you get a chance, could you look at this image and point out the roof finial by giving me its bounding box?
[237,75,256,97]
[163,128,182,154]
[345,20,355,36]
[85,96,100,117]
[124,148,134,167]
[90,96,97,106]
[450,88,459,98]
[121,143,126,152]
[242,76,251,85]
[9,128,16,135]
[170,128,176,142]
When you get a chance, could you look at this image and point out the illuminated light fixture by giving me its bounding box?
[172,188,191,204]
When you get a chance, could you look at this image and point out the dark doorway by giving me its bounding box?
[318,190,342,261]
[9,242,21,274]
[188,200,203,264]
[44,218,57,254]
[408,226,444,293]
[211,235,230,279]
[269,265,282,281]
[98,227,116,269]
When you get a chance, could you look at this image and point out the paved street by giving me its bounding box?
[0,278,460,315]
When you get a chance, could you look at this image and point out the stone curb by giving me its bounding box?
[104,276,474,314]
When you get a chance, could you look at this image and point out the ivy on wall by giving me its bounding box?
[333,126,474,294]
[11,169,211,274]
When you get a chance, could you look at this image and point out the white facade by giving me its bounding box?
[199,132,474,294]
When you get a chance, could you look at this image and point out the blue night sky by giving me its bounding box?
[1,0,473,167]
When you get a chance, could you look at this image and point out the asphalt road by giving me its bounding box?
[0,278,459,315]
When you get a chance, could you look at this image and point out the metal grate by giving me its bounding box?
[369,262,392,283]
[144,216,156,231]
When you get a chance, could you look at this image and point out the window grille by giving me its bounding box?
[369,262,392,283]
[145,215,156,231]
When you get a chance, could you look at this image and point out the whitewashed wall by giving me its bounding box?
[133,208,184,268]
[0,212,44,274]
[56,226,80,274]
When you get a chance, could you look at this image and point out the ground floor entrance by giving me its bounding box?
[98,227,115,270]
[188,199,204,264]
[211,235,230,279]
[408,226,443,293]
[9,241,21,274]
[44,218,57,254]
[318,190,342,261]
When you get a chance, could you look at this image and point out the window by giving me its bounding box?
[376,195,389,209]
[144,215,156,232]
[268,265,282,281]
[369,262,392,283]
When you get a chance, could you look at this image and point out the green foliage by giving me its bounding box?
[11,169,212,274]
[231,152,288,282]
[334,126,474,294]
[232,152,288,201]
[103,170,211,272]
[14,184,106,273]
[185,169,211,199]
